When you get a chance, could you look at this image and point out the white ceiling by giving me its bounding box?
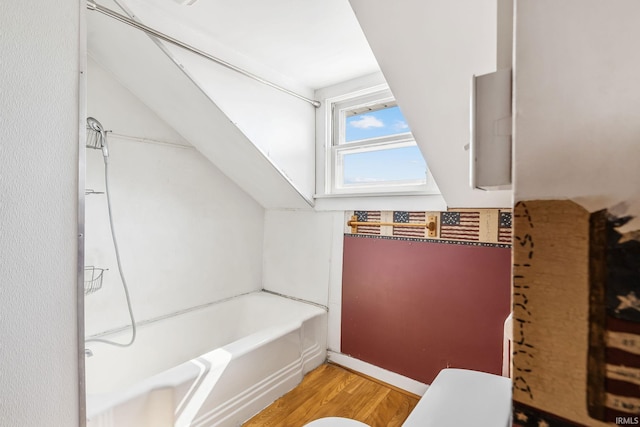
[87,3,316,209]
[114,0,381,90]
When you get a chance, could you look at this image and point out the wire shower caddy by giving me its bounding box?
[84,266,107,295]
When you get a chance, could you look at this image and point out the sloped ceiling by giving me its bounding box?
[88,0,512,209]
[114,0,381,90]
[349,0,512,208]
[88,6,306,209]
[87,0,381,210]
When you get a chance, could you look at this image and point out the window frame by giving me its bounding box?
[325,87,437,195]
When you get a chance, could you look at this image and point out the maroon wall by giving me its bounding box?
[341,235,511,384]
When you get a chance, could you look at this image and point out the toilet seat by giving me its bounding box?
[303,417,370,427]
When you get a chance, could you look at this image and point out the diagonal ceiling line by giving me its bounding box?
[86,0,322,108]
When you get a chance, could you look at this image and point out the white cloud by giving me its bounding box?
[349,115,384,129]
[393,120,409,130]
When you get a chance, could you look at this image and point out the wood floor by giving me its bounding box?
[242,363,420,427]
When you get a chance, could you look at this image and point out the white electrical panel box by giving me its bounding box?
[470,68,512,190]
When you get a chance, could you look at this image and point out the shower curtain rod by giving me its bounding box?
[86,1,322,108]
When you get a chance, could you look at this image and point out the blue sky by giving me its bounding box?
[343,146,427,184]
[343,106,427,184]
[345,106,410,142]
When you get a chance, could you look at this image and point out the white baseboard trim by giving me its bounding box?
[327,351,428,396]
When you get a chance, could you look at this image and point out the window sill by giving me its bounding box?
[313,192,447,212]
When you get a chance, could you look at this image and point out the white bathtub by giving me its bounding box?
[85,291,327,427]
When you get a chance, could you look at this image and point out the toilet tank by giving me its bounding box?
[402,368,512,427]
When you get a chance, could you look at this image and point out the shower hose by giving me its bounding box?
[85,155,137,348]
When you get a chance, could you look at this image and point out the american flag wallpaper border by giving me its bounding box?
[345,209,512,247]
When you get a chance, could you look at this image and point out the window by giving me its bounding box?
[327,88,435,194]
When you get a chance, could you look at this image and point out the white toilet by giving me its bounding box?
[303,368,512,427]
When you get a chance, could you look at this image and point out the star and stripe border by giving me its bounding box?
[347,209,512,247]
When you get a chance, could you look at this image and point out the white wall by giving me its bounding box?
[85,59,265,336]
[514,0,640,229]
[262,209,345,351]
[160,47,317,202]
[0,2,81,426]
[87,2,313,210]
[86,57,192,148]
[104,0,316,203]
[349,0,512,208]
[262,210,344,306]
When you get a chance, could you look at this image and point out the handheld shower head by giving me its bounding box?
[86,117,103,133]
[86,117,109,160]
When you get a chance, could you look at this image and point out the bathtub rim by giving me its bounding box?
[85,289,327,340]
